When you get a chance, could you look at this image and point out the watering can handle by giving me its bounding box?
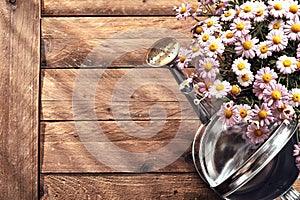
[280,187,300,200]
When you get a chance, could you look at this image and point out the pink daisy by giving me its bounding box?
[236,104,253,123]
[209,79,231,98]
[284,17,300,41]
[289,88,300,107]
[218,101,239,127]
[254,67,278,89]
[285,1,300,20]
[263,82,289,107]
[276,55,297,74]
[297,43,300,59]
[237,70,254,87]
[253,82,265,100]
[256,41,272,59]
[198,57,220,79]
[230,18,251,37]
[235,35,259,59]
[268,0,288,18]
[272,104,295,125]
[266,29,288,52]
[175,3,192,20]
[293,142,300,170]
[205,38,225,58]
[246,123,270,144]
[176,48,192,69]
[195,77,215,98]
[252,103,274,127]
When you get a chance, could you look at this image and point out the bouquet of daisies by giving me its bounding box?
[173,0,300,165]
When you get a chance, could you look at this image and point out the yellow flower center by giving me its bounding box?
[258,110,268,119]
[262,73,272,83]
[192,45,200,52]
[256,9,263,16]
[179,55,186,63]
[207,20,214,27]
[272,36,281,44]
[202,34,209,42]
[241,74,249,82]
[260,45,268,53]
[206,82,213,89]
[297,60,300,69]
[240,109,248,118]
[195,26,203,34]
[271,90,281,100]
[226,32,234,39]
[291,24,300,33]
[243,41,252,50]
[273,23,281,29]
[231,85,240,95]
[293,93,300,102]
[209,43,218,51]
[254,129,263,137]
[237,62,245,70]
[225,109,233,118]
[225,11,232,17]
[274,3,282,10]
[216,83,225,91]
[277,105,287,113]
[290,5,298,13]
[204,63,213,71]
[180,7,187,14]
[236,22,245,30]
[283,59,292,67]
[244,5,252,13]
[217,2,225,9]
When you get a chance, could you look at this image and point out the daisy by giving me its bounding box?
[268,19,284,31]
[289,88,300,107]
[273,104,295,125]
[195,77,215,98]
[254,67,278,89]
[256,41,272,59]
[230,18,251,37]
[252,103,274,127]
[263,82,289,107]
[253,1,269,22]
[268,0,288,18]
[218,101,239,127]
[239,1,256,20]
[235,35,259,59]
[190,40,203,58]
[209,79,231,98]
[215,0,229,15]
[276,55,297,74]
[253,82,265,100]
[231,57,251,75]
[176,48,192,69]
[284,17,300,41]
[198,31,212,47]
[266,29,288,52]
[246,123,270,144]
[221,9,236,22]
[198,57,220,79]
[230,85,241,96]
[175,3,192,20]
[221,30,236,44]
[297,43,300,59]
[285,1,300,19]
[236,104,253,123]
[191,22,205,36]
[203,17,222,33]
[205,37,225,58]
[237,71,254,87]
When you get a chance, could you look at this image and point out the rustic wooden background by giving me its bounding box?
[1,0,300,199]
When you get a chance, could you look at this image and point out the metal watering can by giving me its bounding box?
[146,37,300,200]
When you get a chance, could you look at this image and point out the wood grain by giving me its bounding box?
[42,0,198,16]
[0,0,40,199]
[40,173,222,200]
[41,17,196,68]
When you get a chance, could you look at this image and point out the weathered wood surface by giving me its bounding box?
[0,1,40,199]
[41,17,195,68]
[40,173,221,200]
[42,0,194,16]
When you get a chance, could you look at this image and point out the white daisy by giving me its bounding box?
[256,41,272,59]
[284,17,300,41]
[230,18,251,37]
[198,31,212,47]
[197,57,220,79]
[266,29,288,52]
[253,1,269,22]
[290,88,300,107]
[268,19,285,31]
[239,2,256,20]
[204,37,225,58]
[221,30,236,44]
[285,1,300,19]
[209,80,231,98]
[203,16,222,33]
[276,55,297,74]
[221,9,236,21]
[237,70,254,87]
[232,57,251,75]
[268,0,288,18]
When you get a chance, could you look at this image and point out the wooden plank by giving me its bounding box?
[40,173,222,200]
[41,17,195,68]
[40,120,200,173]
[42,0,197,16]
[0,1,39,199]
